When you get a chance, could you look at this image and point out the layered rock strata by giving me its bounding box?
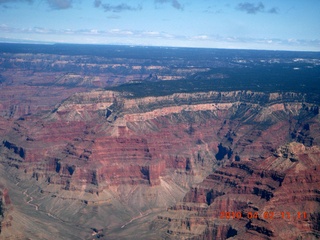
[0,90,319,239]
[155,143,320,239]
[1,90,319,192]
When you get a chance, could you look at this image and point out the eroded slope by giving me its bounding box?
[154,143,320,240]
[0,89,319,239]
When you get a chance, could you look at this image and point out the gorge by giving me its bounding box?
[0,44,319,239]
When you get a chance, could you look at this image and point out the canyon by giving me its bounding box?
[0,44,319,239]
[155,142,320,239]
[1,89,319,239]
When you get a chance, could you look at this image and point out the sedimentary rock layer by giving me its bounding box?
[1,90,319,191]
[0,90,319,239]
[155,143,320,239]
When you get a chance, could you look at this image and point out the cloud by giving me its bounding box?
[0,0,33,7]
[2,23,320,51]
[46,0,73,10]
[110,29,134,35]
[268,7,278,14]
[0,23,10,30]
[155,0,183,10]
[237,2,278,14]
[0,0,73,10]
[0,0,33,3]
[204,6,223,14]
[237,2,264,14]
[192,35,209,40]
[94,1,142,12]
[93,0,100,8]
[171,0,182,10]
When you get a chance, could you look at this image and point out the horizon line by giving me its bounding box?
[0,40,319,54]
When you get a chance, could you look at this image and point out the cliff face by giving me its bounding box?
[1,90,318,191]
[0,89,319,239]
[155,142,320,239]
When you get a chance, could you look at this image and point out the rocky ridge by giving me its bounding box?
[154,142,320,239]
[2,90,318,187]
[0,89,319,239]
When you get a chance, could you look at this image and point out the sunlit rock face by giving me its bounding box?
[1,90,318,189]
[155,142,320,239]
[0,89,319,239]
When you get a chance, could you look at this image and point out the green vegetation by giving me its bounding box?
[107,65,320,103]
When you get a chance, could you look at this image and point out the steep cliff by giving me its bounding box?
[2,90,318,190]
[155,142,320,239]
[0,89,319,239]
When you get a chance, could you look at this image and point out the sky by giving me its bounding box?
[0,0,319,51]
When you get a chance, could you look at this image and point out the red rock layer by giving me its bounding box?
[0,91,319,195]
[156,143,320,239]
[0,85,88,118]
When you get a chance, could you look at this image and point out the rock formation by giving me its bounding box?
[0,88,319,238]
[2,90,318,190]
[1,44,319,239]
[155,142,320,239]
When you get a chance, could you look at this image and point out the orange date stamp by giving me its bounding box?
[219,211,308,220]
